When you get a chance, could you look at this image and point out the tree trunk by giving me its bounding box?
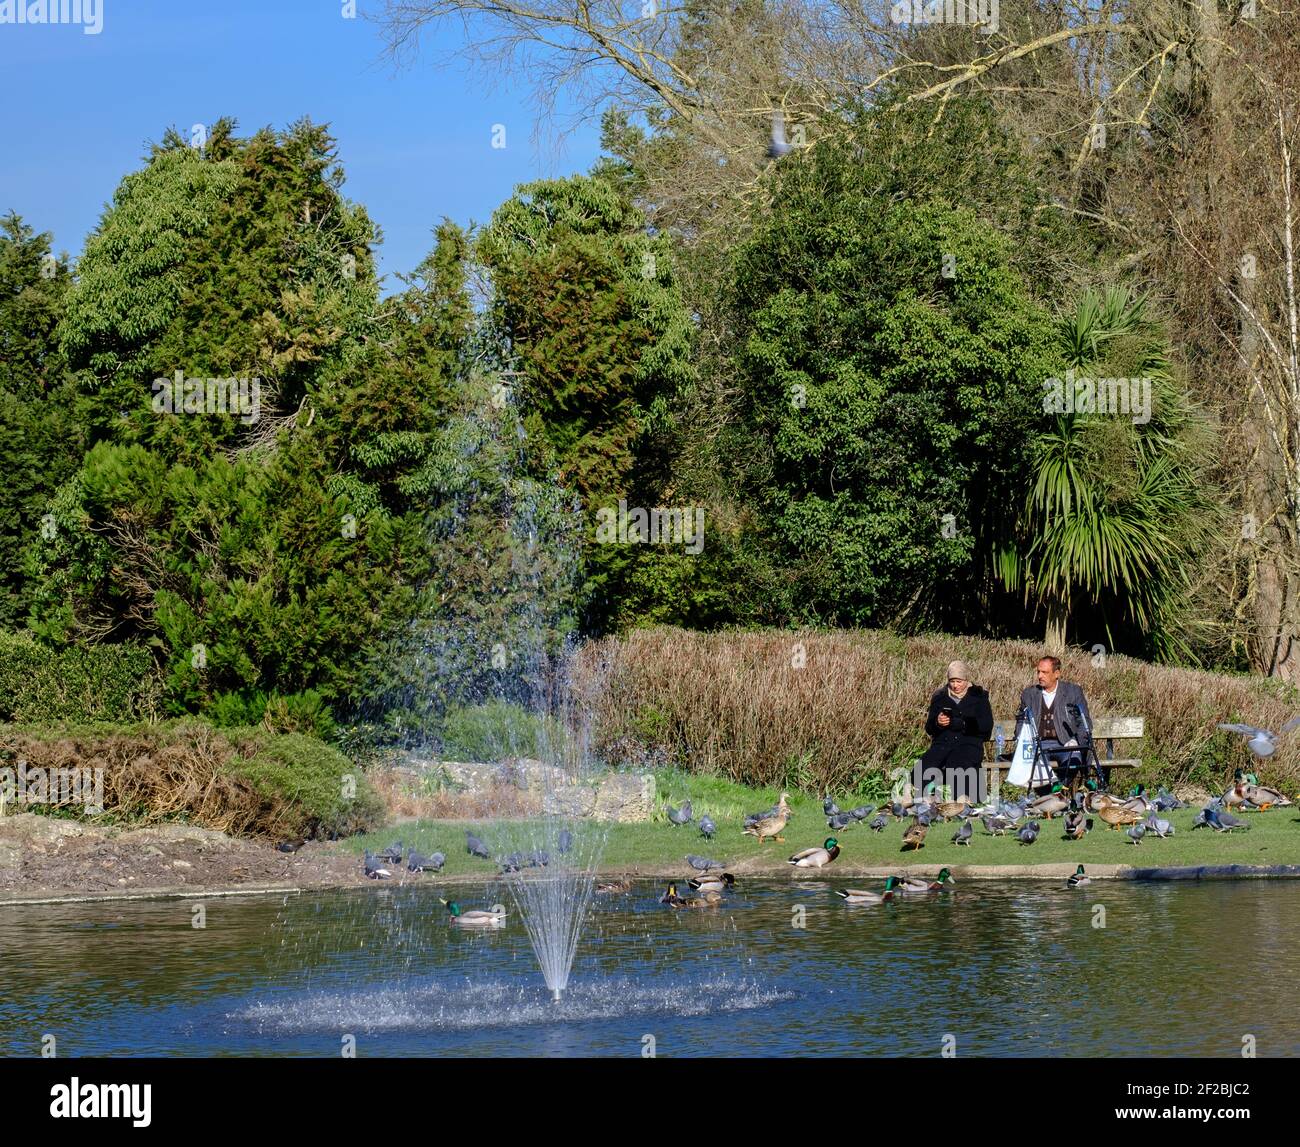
[1044,601,1067,655]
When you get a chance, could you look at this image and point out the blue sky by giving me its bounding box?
[0,0,605,290]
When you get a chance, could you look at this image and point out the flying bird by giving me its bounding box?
[767,109,793,159]
[1217,718,1300,758]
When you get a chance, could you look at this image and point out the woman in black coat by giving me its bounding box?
[919,660,993,803]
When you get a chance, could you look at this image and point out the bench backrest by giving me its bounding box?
[994,716,1143,739]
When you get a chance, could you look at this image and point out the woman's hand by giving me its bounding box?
[937,712,951,727]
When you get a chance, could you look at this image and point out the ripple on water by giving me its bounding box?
[230,975,797,1034]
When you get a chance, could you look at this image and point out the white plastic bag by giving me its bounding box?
[1006,722,1035,787]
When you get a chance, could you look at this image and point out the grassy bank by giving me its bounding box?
[0,720,383,840]
[572,628,1300,796]
[346,771,1300,877]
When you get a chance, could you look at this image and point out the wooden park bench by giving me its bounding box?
[984,715,1144,792]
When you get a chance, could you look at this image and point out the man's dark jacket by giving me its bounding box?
[920,684,994,770]
[1011,681,1093,745]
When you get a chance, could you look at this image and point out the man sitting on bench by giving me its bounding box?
[1011,655,1098,792]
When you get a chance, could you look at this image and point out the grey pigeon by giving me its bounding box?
[1154,787,1185,812]
[1143,814,1174,838]
[363,851,392,879]
[557,829,573,854]
[1217,719,1300,758]
[823,795,841,817]
[378,841,403,863]
[1126,823,1146,846]
[1214,808,1250,831]
[277,838,306,853]
[500,852,525,873]
[667,800,693,826]
[1016,822,1040,846]
[868,813,888,833]
[528,850,550,867]
[952,820,973,846]
[828,812,855,831]
[685,854,723,871]
[767,109,793,159]
[914,809,934,828]
[849,805,875,821]
[407,849,444,872]
[466,831,491,859]
[698,815,717,840]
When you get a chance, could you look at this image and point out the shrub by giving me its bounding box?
[438,700,548,762]
[0,632,161,724]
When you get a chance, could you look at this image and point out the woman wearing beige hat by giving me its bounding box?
[919,660,993,802]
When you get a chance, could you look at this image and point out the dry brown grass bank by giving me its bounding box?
[573,628,1300,794]
[0,721,383,839]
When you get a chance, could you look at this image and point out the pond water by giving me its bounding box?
[2,879,1297,1057]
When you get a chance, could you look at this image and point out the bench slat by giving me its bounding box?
[994,716,1144,739]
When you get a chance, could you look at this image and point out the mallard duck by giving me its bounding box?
[596,877,632,894]
[1097,804,1143,830]
[1242,783,1293,810]
[440,898,507,926]
[743,792,791,844]
[836,877,900,905]
[660,882,718,908]
[789,837,841,868]
[1120,785,1154,814]
[898,867,955,893]
[936,796,972,821]
[1029,784,1069,819]
[1086,790,1117,813]
[1067,864,1090,888]
[688,872,737,893]
[1063,807,1088,840]
[901,818,928,851]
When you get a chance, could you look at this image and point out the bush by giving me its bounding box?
[438,700,549,762]
[0,632,161,724]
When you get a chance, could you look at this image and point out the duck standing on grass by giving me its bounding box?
[901,817,928,851]
[789,837,840,869]
[743,792,792,844]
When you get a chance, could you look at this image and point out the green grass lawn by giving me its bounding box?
[344,770,1300,878]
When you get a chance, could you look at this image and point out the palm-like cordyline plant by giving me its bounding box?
[1000,287,1215,659]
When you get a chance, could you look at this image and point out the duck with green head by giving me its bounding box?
[898,868,956,894]
[789,837,841,868]
[836,876,900,905]
[1029,783,1069,819]
[1067,864,1090,888]
[439,898,507,926]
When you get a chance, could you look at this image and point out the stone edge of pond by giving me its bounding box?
[6,862,1300,904]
